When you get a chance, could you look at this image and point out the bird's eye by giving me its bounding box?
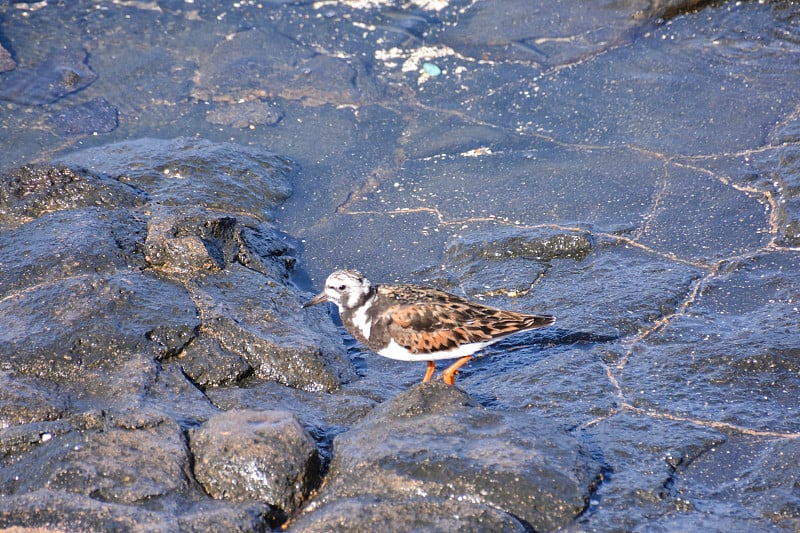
[338,285,346,291]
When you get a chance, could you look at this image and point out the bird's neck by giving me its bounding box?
[340,286,377,345]
[342,284,376,313]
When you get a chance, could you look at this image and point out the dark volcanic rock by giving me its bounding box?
[0,137,355,396]
[289,497,530,532]
[0,138,354,531]
[0,372,67,428]
[0,490,171,532]
[0,44,15,73]
[176,500,277,533]
[0,271,198,390]
[296,383,601,532]
[178,335,252,389]
[134,205,353,391]
[0,207,147,294]
[51,137,355,393]
[446,226,594,263]
[51,97,119,135]
[0,48,97,105]
[141,210,258,277]
[57,137,293,215]
[0,416,191,503]
[0,490,275,533]
[190,409,320,513]
[190,266,353,392]
[0,1,797,531]
[0,165,146,228]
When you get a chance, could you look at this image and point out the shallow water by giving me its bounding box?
[1,0,799,531]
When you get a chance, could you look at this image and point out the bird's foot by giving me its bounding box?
[442,356,472,385]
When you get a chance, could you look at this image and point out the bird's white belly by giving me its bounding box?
[377,339,492,361]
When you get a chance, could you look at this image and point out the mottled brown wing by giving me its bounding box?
[382,302,479,353]
[382,300,554,355]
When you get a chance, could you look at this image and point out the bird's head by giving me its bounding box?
[303,269,372,311]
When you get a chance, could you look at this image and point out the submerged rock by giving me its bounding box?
[191,28,358,106]
[206,100,284,128]
[620,252,800,433]
[0,48,97,105]
[51,97,119,135]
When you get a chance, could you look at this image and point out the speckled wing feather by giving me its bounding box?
[375,285,554,354]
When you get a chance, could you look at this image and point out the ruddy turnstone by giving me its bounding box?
[303,269,555,385]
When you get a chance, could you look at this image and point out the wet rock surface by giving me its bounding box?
[290,497,532,532]
[294,383,600,532]
[0,165,145,227]
[0,0,799,531]
[0,489,274,533]
[190,409,320,512]
[0,138,353,531]
[0,415,191,503]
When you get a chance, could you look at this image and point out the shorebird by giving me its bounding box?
[303,269,555,385]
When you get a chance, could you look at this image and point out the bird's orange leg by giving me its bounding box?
[442,356,472,385]
[422,361,436,382]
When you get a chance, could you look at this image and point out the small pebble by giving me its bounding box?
[422,62,441,77]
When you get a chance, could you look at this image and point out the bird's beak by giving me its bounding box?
[302,291,329,308]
